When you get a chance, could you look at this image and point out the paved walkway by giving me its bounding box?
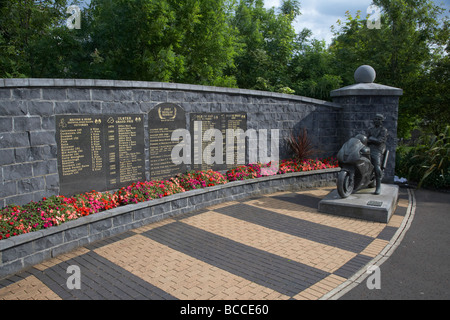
[0,186,414,300]
[340,188,450,300]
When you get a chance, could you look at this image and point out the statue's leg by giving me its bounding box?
[373,155,382,195]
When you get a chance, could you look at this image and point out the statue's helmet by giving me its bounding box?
[374,114,385,122]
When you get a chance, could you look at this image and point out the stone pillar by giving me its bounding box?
[330,65,403,183]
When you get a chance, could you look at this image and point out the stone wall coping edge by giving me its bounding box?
[0,78,342,108]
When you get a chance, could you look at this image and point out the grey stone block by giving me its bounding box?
[41,116,55,130]
[51,241,79,258]
[318,184,399,223]
[54,101,79,114]
[171,198,187,210]
[13,116,41,132]
[12,88,41,100]
[23,250,52,269]
[3,163,33,181]
[0,148,15,165]
[139,102,157,113]
[188,194,204,207]
[28,79,55,86]
[0,88,11,99]
[108,224,132,238]
[79,101,102,114]
[0,260,24,279]
[29,145,55,161]
[168,91,185,102]
[33,231,64,252]
[130,81,151,89]
[29,131,56,146]
[102,101,139,114]
[0,181,17,198]
[114,80,135,88]
[45,174,60,191]
[112,211,134,227]
[134,206,153,221]
[90,218,113,234]
[74,79,95,87]
[32,160,57,176]
[1,241,34,263]
[2,79,29,87]
[0,117,13,132]
[64,224,89,242]
[28,101,53,116]
[17,177,45,193]
[92,89,133,102]
[67,88,91,100]
[42,89,67,101]
[150,91,167,102]
[113,89,134,101]
[133,90,151,102]
[0,101,28,116]
[153,202,171,216]
[85,232,104,244]
[184,92,208,103]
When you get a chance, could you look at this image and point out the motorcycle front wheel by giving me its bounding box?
[337,170,354,198]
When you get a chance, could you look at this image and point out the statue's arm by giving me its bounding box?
[379,128,388,144]
[368,128,388,145]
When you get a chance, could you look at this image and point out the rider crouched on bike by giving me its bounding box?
[337,134,372,189]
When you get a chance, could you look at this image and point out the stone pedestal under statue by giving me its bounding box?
[318,184,399,223]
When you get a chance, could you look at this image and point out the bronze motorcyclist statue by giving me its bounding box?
[366,114,388,195]
[336,134,371,186]
[335,114,389,198]
[336,134,374,198]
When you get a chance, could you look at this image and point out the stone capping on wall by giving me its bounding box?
[330,82,403,97]
[0,78,342,108]
[0,168,340,279]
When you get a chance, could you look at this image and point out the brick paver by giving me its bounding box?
[0,186,411,300]
[94,234,289,300]
[0,275,61,300]
[181,210,356,273]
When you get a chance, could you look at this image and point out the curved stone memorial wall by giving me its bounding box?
[0,79,342,207]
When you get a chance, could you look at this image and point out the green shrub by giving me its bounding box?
[396,126,450,189]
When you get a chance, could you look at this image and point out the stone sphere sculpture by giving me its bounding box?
[354,65,376,83]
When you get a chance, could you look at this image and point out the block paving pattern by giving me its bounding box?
[0,187,410,300]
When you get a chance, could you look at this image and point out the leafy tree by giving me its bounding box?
[84,0,174,81]
[414,22,450,133]
[289,33,342,100]
[231,0,300,92]
[329,0,449,138]
[85,0,238,86]
[169,0,238,86]
[0,0,74,78]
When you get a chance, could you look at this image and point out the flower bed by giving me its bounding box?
[0,158,338,241]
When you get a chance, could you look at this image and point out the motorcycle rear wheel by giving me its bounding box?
[337,170,354,198]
